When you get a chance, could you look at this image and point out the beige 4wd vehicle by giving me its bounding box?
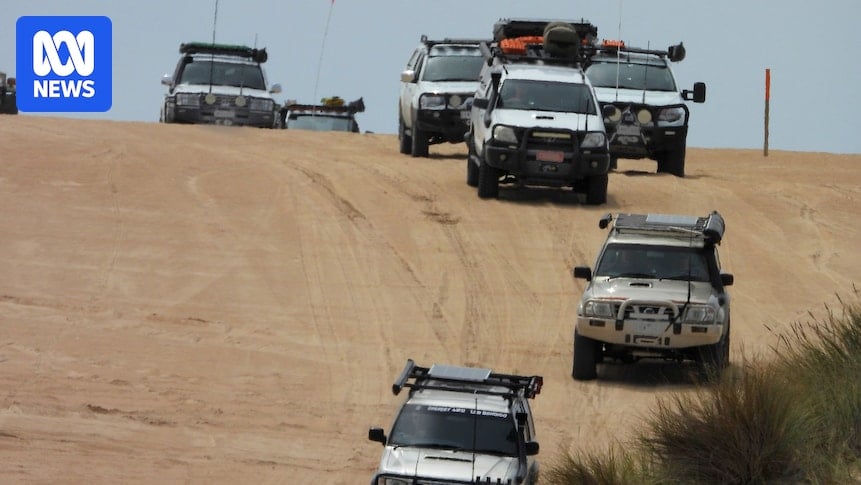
[571,211,733,380]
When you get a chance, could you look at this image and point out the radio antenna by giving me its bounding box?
[313,0,336,104]
[208,0,220,94]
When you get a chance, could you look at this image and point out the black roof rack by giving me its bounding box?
[281,97,365,115]
[179,42,268,63]
[419,35,488,47]
[483,18,599,67]
[587,41,686,63]
[492,18,598,42]
[604,211,725,244]
[392,359,543,399]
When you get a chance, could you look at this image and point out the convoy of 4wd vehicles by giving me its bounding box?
[0,71,18,115]
[145,19,716,484]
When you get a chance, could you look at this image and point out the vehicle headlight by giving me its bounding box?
[176,93,200,106]
[378,478,409,485]
[492,125,518,144]
[657,107,685,125]
[249,98,274,111]
[580,132,606,148]
[682,305,716,324]
[419,94,446,110]
[583,300,615,319]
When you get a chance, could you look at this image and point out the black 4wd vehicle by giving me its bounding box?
[0,71,17,115]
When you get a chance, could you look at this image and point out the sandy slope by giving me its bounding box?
[0,116,859,483]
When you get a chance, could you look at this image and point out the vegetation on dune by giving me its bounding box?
[546,288,861,484]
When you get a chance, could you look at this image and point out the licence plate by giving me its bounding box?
[535,150,564,163]
[632,321,662,336]
[616,124,641,136]
[214,109,234,118]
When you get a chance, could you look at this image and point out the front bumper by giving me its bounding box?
[602,103,690,158]
[165,95,275,128]
[415,108,470,142]
[484,129,609,184]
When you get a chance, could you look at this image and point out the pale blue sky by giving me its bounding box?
[3,0,859,153]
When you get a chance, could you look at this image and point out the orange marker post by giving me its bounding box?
[764,68,770,156]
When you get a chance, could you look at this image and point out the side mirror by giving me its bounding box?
[161,74,173,87]
[400,70,417,83]
[573,266,592,281]
[720,273,734,287]
[683,82,706,103]
[472,98,489,110]
[269,83,282,94]
[368,427,386,445]
[524,441,540,456]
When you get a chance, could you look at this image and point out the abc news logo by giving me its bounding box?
[16,16,112,112]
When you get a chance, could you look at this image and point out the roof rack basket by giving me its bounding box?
[179,42,268,63]
[392,359,543,399]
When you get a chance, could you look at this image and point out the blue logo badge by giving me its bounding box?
[16,16,112,112]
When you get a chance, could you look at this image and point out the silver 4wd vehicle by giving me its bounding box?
[467,19,611,204]
[368,359,543,485]
[398,36,487,157]
[583,40,706,177]
[571,211,734,380]
[278,96,365,132]
[0,71,17,114]
[160,42,282,128]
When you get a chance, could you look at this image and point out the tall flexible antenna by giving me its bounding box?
[641,41,650,104]
[313,1,336,105]
[471,396,478,482]
[208,0,220,94]
[614,0,623,102]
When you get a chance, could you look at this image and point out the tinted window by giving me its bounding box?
[389,404,518,455]
[179,60,266,90]
[287,114,354,132]
[586,62,676,91]
[595,244,710,282]
[498,79,597,114]
[421,55,485,82]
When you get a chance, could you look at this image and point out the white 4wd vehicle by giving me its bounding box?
[467,19,611,204]
[398,36,487,157]
[584,41,706,176]
[160,42,282,128]
[368,359,543,485]
[571,211,734,380]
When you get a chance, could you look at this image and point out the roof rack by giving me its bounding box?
[588,40,686,63]
[392,359,543,399]
[179,42,269,63]
[601,211,725,244]
[281,96,364,115]
[483,18,599,67]
[419,35,488,47]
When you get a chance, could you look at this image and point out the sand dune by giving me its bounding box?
[1,116,859,483]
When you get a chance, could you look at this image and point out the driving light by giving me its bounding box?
[448,94,462,108]
[605,106,621,123]
[204,93,217,105]
[637,108,652,124]
[234,95,247,107]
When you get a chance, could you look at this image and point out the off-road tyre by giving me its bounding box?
[584,173,608,205]
[467,158,479,187]
[411,120,429,158]
[657,142,685,177]
[697,318,730,375]
[477,158,499,199]
[398,115,411,155]
[572,331,600,380]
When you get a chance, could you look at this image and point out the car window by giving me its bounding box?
[498,79,597,114]
[287,114,353,132]
[421,55,485,82]
[586,62,676,91]
[596,244,710,282]
[179,60,266,90]
[389,404,518,455]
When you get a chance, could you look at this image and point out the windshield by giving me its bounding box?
[178,60,266,90]
[498,79,597,114]
[388,404,518,456]
[595,244,710,282]
[287,114,354,132]
[586,62,676,91]
[421,55,485,82]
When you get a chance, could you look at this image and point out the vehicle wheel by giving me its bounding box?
[657,142,685,177]
[572,330,600,380]
[398,115,411,155]
[411,114,429,157]
[584,173,608,205]
[698,319,730,373]
[466,158,479,187]
[477,158,499,199]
